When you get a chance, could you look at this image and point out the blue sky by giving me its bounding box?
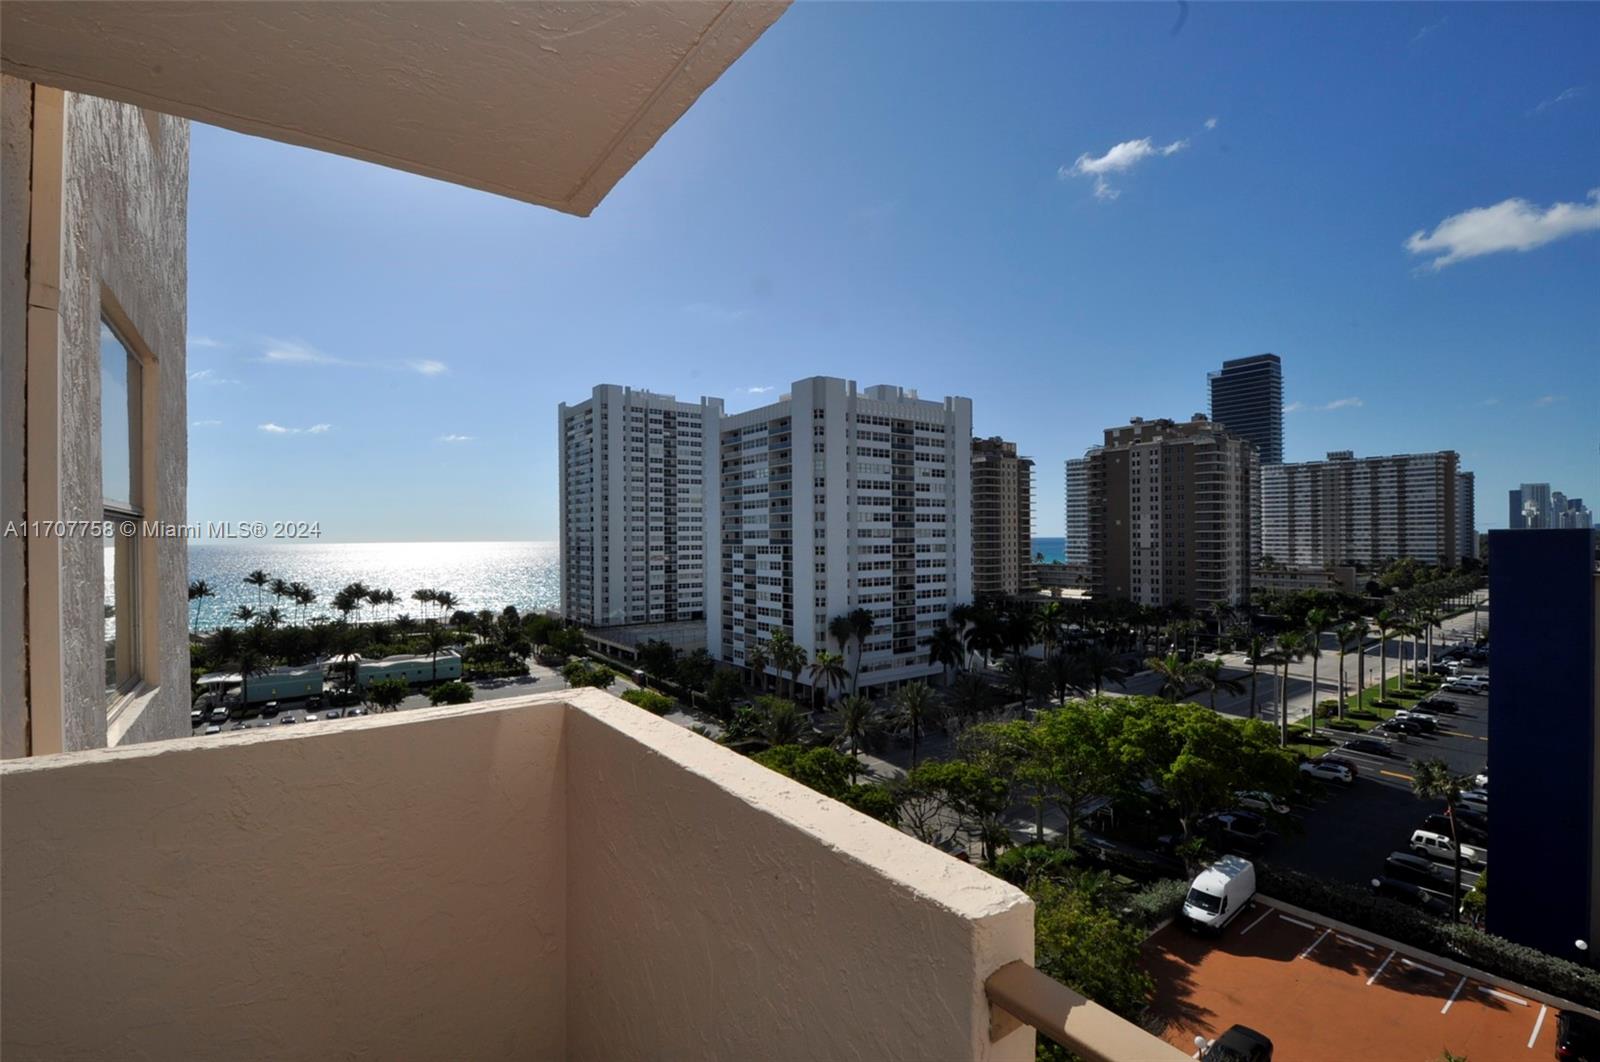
[187,2,1599,541]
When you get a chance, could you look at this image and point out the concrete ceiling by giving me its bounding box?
[1,1,787,215]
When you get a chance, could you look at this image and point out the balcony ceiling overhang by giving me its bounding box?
[0,0,786,215]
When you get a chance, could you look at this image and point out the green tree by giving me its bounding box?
[1334,622,1364,721]
[829,693,884,782]
[1244,632,1269,719]
[187,579,214,632]
[428,680,475,706]
[847,608,877,693]
[767,630,806,702]
[1144,652,1195,702]
[1191,657,1244,712]
[1076,644,1127,696]
[1031,878,1155,1021]
[366,677,410,713]
[896,681,935,768]
[243,569,270,610]
[1411,757,1475,924]
[637,639,676,683]
[755,695,805,747]
[705,668,743,722]
[1272,630,1307,746]
[423,622,452,683]
[928,623,964,686]
[806,649,850,709]
[1032,700,1118,847]
[1304,608,1331,737]
[905,758,1014,864]
[743,641,770,693]
[1374,608,1396,703]
[753,745,898,823]
[676,648,714,692]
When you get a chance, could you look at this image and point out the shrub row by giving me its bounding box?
[1123,878,1189,930]
[621,688,676,715]
[1258,862,1600,1009]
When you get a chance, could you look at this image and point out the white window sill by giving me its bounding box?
[107,681,160,747]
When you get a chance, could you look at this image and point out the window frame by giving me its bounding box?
[99,310,153,715]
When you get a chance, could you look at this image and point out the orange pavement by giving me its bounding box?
[1144,904,1561,1061]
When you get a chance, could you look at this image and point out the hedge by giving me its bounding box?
[1258,862,1600,1009]
[1124,878,1189,931]
[621,688,675,715]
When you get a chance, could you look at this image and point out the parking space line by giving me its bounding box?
[1300,928,1332,959]
[1442,974,1468,1014]
[1402,957,1445,977]
[1278,914,1318,930]
[1367,949,1396,985]
[1530,1004,1548,1048]
[1240,908,1274,936]
[1480,987,1530,1007]
[1335,933,1374,952]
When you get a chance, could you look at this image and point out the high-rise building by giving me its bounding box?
[1488,528,1599,958]
[707,378,973,692]
[1208,353,1283,466]
[1063,454,1093,565]
[1258,450,1462,569]
[558,385,722,627]
[1508,487,1523,530]
[1506,482,1591,530]
[1087,415,1254,610]
[1456,471,1476,561]
[1517,482,1552,528]
[971,437,1035,597]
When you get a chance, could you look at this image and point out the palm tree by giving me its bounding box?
[1077,644,1127,696]
[744,641,770,693]
[828,614,856,661]
[423,622,451,683]
[268,577,290,615]
[831,694,879,782]
[1334,622,1364,721]
[264,606,284,629]
[928,624,963,686]
[243,570,271,610]
[1037,600,1069,656]
[1145,652,1194,702]
[1302,627,1324,738]
[768,630,805,701]
[232,643,267,713]
[1244,633,1269,719]
[896,682,935,768]
[847,608,876,694]
[187,580,214,632]
[1374,608,1395,704]
[433,590,459,623]
[412,588,437,620]
[1411,758,1473,923]
[805,649,849,710]
[757,696,805,748]
[233,604,256,625]
[1192,657,1244,712]
[950,672,990,729]
[1272,630,1307,746]
[293,583,317,624]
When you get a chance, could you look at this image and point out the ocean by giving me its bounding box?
[183,536,1068,631]
[185,541,560,631]
[1031,537,1065,565]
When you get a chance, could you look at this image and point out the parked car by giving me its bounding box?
[1234,790,1290,815]
[1377,718,1425,736]
[259,702,281,718]
[1201,811,1271,855]
[1420,696,1458,713]
[1315,754,1360,778]
[1392,710,1438,732]
[229,722,248,731]
[1183,856,1257,933]
[1340,737,1392,757]
[1076,833,1187,882]
[203,724,222,735]
[1474,771,1488,789]
[1384,851,1456,889]
[1299,759,1354,785]
[345,707,367,717]
[1443,677,1483,694]
[190,708,205,726]
[323,709,343,720]
[1369,875,1452,918]
[1199,1024,1273,1061]
[1421,813,1488,847]
[208,706,231,724]
[1556,1009,1600,1061]
[1458,788,1489,812]
[305,713,320,722]
[1411,829,1487,867]
[280,715,297,725]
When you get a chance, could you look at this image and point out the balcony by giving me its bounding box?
[0,689,1186,1060]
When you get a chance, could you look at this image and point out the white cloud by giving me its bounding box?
[438,434,473,443]
[1534,394,1564,407]
[741,385,775,395]
[1283,401,1306,413]
[187,334,223,350]
[1285,398,1362,413]
[192,419,223,427]
[1323,397,1363,411]
[1531,85,1586,115]
[261,339,344,365]
[409,359,448,375]
[1204,117,1218,131]
[1061,136,1189,200]
[188,368,239,384]
[1406,188,1600,270]
[1478,397,1501,407]
[259,422,332,435]
[1411,17,1447,44]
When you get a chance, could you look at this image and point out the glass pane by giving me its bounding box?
[100,321,140,510]
[105,518,140,701]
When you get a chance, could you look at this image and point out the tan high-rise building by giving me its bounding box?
[1088,415,1254,610]
[971,437,1035,598]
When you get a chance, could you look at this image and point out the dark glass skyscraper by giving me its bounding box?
[1208,353,1283,465]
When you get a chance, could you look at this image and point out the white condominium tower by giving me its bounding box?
[558,385,723,626]
[1063,454,1093,565]
[707,378,973,692]
[1259,450,1464,569]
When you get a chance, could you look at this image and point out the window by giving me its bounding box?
[102,318,143,704]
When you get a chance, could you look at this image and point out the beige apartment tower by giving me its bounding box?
[1087,415,1254,610]
[971,436,1035,597]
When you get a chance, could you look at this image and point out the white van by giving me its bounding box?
[1410,829,1487,867]
[1183,856,1257,933]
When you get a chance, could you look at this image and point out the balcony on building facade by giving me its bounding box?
[2,688,1185,1062]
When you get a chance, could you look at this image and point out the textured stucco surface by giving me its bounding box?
[1,75,31,756]
[56,92,188,750]
[1,699,569,1061]
[561,688,1036,1062]
[2,692,1037,1060]
[2,1,788,215]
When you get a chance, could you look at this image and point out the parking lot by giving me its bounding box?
[1145,901,1567,1061]
[1273,675,1490,885]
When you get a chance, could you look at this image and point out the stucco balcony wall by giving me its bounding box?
[1,689,1036,1061]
